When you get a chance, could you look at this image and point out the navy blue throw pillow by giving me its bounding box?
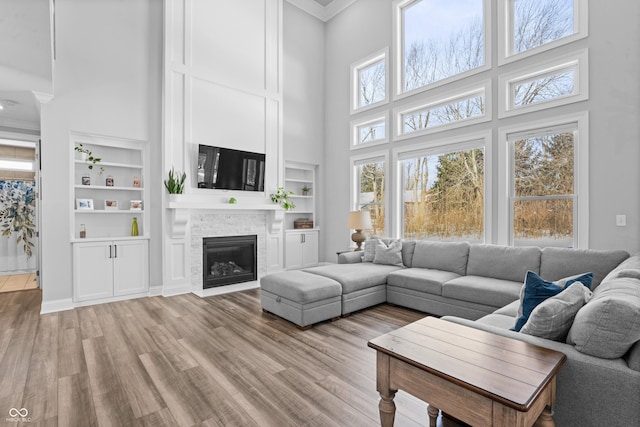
[512,271,593,332]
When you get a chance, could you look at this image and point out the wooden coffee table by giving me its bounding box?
[368,316,566,427]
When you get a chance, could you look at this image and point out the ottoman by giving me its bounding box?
[260,270,342,328]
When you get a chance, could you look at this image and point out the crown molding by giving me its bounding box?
[286,0,357,22]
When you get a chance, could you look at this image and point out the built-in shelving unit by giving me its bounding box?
[70,133,150,305]
[284,161,318,231]
[284,161,319,269]
[71,135,148,241]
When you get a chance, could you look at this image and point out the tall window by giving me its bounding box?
[510,127,576,247]
[354,158,386,236]
[400,146,484,241]
[399,0,486,94]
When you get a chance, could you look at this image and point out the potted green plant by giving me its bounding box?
[270,187,295,210]
[301,184,311,196]
[74,144,104,174]
[164,167,186,200]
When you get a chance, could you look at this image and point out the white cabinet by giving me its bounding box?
[285,230,319,269]
[73,240,149,302]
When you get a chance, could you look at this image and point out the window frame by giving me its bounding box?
[350,150,390,236]
[392,131,492,240]
[393,0,492,100]
[350,48,390,114]
[394,81,492,141]
[498,49,588,118]
[498,0,588,66]
[350,111,390,150]
[497,112,589,248]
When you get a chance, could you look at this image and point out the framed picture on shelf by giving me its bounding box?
[76,198,94,210]
[130,200,142,210]
[104,200,118,211]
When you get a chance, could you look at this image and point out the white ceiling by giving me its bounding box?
[313,0,335,6]
[0,0,52,132]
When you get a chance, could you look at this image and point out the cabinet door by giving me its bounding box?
[113,240,149,296]
[301,231,319,268]
[285,232,303,269]
[73,242,113,302]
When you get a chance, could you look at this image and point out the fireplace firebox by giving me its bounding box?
[203,235,257,289]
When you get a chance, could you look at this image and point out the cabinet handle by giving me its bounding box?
[114,245,117,258]
[109,245,112,259]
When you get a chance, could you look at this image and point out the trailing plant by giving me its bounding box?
[270,187,295,210]
[74,144,104,174]
[164,168,187,194]
[0,181,35,258]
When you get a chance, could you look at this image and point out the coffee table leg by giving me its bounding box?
[427,404,439,427]
[533,407,555,427]
[379,390,397,427]
[376,352,396,427]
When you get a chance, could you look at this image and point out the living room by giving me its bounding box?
[0,0,639,425]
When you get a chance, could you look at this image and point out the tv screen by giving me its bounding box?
[197,145,265,191]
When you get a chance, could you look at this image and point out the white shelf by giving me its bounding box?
[75,210,144,214]
[75,185,144,191]
[75,159,143,169]
[71,236,150,243]
[285,178,313,184]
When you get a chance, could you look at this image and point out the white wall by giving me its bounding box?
[321,0,640,260]
[40,0,162,304]
[283,2,326,257]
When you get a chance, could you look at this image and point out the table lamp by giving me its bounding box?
[348,210,373,251]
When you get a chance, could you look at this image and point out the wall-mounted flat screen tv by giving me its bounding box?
[197,145,265,191]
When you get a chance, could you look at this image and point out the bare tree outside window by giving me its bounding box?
[358,60,385,108]
[513,131,575,247]
[512,0,574,55]
[403,0,484,93]
[357,161,385,235]
[402,148,484,241]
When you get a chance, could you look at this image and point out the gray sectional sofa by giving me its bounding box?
[260,239,640,427]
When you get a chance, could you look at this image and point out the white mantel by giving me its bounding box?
[167,201,285,239]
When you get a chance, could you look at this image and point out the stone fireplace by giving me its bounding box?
[202,235,257,288]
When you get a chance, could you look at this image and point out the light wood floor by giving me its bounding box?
[0,288,434,426]
[0,273,37,293]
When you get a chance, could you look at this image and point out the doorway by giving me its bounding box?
[0,137,39,294]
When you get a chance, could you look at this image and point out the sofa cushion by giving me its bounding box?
[443,276,522,308]
[373,240,404,267]
[602,252,640,283]
[626,340,640,372]
[513,271,592,331]
[401,240,417,268]
[362,238,380,262]
[540,247,629,290]
[303,263,401,294]
[411,241,470,276]
[387,268,460,295]
[520,282,592,341]
[493,299,520,317]
[362,238,415,267]
[567,277,640,358]
[260,271,342,303]
[466,244,541,282]
[475,313,517,329]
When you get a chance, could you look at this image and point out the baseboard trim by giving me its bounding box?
[40,298,74,314]
[162,282,192,297]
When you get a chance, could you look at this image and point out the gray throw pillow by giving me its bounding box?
[362,238,380,262]
[373,240,404,267]
[520,282,592,341]
[567,277,640,359]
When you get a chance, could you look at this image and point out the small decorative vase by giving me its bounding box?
[131,217,139,236]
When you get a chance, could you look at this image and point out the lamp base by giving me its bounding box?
[351,229,366,251]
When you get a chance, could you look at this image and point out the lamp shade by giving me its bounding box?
[347,210,373,230]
